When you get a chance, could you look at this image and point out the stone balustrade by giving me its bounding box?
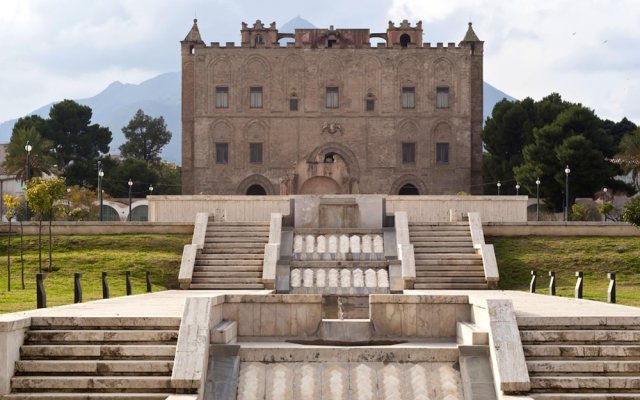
[290,268,389,293]
[293,234,384,261]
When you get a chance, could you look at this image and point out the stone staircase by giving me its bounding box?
[409,222,488,290]
[520,323,640,399]
[190,220,269,290]
[4,317,183,400]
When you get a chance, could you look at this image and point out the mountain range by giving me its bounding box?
[0,15,515,164]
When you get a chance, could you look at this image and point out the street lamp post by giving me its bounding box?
[24,141,32,220]
[564,165,571,222]
[149,185,154,195]
[128,179,133,222]
[516,183,520,196]
[66,187,71,217]
[497,181,501,196]
[98,162,104,221]
[536,177,541,221]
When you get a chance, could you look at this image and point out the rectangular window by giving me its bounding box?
[402,142,416,164]
[250,86,263,108]
[215,86,229,109]
[401,87,415,109]
[437,87,450,109]
[289,98,298,111]
[249,143,263,164]
[366,99,375,112]
[326,86,339,109]
[436,142,449,163]
[215,143,229,164]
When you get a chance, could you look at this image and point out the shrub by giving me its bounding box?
[570,203,590,221]
[622,196,640,227]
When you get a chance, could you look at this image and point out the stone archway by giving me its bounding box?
[398,183,420,195]
[390,174,426,195]
[299,176,342,194]
[236,174,275,195]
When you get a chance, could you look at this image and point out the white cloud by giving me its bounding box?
[388,0,640,123]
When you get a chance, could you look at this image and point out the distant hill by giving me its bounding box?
[0,72,181,163]
[0,16,515,165]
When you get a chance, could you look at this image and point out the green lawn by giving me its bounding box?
[0,234,190,313]
[490,236,640,306]
[1,234,638,314]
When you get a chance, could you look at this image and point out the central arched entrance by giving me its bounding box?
[246,184,267,195]
[299,176,342,194]
[398,183,420,195]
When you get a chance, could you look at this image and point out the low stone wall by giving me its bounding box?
[370,294,470,338]
[221,294,322,337]
[0,222,192,235]
[386,195,528,223]
[148,195,291,223]
[484,222,640,237]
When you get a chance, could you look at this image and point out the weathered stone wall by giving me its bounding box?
[181,24,483,195]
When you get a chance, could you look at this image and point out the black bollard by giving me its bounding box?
[102,272,110,299]
[74,272,83,303]
[530,271,537,293]
[608,273,616,304]
[36,273,46,309]
[146,271,152,293]
[549,271,556,296]
[575,271,583,299]
[125,271,132,296]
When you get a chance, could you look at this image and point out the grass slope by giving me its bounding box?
[490,236,640,306]
[0,234,189,313]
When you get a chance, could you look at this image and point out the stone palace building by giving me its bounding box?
[181,19,484,195]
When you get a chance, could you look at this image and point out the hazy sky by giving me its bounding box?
[1,0,639,123]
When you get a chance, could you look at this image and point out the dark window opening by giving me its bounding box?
[326,87,339,109]
[402,142,416,164]
[324,152,337,163]
[254,34,264,46]
[401,87,415,109]
[189,45,195,54]
[250,142,263,164]
[215,86,229,108]
[398,183,420,195]
[328,39,337,48]
[366,98,375,112]
[246,184,267,195]
[290,98,298,111]
[400,34,411,48]
[215,143,229,164]
[250,86,263,108]
[437,87,450,109]
[436,142,449,163]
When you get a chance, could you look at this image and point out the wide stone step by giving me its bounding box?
[411,241,473,247]
[413,282,488,290]
[416,271,486,277]
[197,253,264,260]
[521,330,640,344]
[410,231,471,237]
[414,253,481,260]
[413,248,476,254]
[531,394,640,399]
[24,330,178,344]
[15,360,173,376]
[409,224,469,229]
[410,237,472,244]
[20,345,176,360]
[416,258,483,265]
[189,283,264,290]
[201,248,264,254]
[10,376,172,392]
[205,237,268,243]
[523,345,640,359]
[194,259,263,266]
[203,242,265,248]
[530,376,640,391]
[527,360,640,375]
[192,271,261,278]
[415,276,487,283]
[28,317,180,330]
[1,394,173,399]
[194,265,262,272]
[191,277,262,284]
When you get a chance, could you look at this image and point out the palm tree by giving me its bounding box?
[615,128,640,189]
[2,127,55,182]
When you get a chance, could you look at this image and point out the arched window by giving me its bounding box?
[398,183,419,195]
[254,34,264,46]
[400,34,411,48]
[324,152,337,163]
[131,205,149,221]
[101,205,121,221]
[246,184,267,195]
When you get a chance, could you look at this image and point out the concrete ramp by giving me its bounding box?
[237,361,463,400]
